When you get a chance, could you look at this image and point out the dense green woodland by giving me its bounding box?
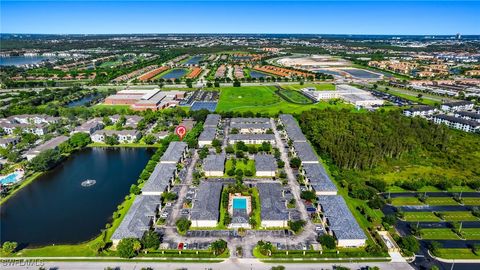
[299,109,480,190]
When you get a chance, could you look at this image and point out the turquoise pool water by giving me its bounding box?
[0,172,20,185]
[233,198,247,209]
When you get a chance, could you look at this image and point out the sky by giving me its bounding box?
[1,1,479,35]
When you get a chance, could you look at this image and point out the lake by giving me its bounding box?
[0,147,154,247]
[249,70,269,78]
[185,56,203,65]
[161,69,188,79]
[0,56,55,66]
[313,69,343,76]
[341,68,382,79]
[66,94,100,107]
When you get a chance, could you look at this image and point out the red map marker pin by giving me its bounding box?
[175,125,187,141]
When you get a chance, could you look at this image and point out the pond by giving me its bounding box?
[249,70,269,78]
[161,69,188,79]
[66,94,100,107]
[0,147,154,247]
[0,56,55,66]
[313,69,343,76]
[341,68,382,79]
[185,56,203,65]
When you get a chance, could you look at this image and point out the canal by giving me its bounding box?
[0,147,154,247]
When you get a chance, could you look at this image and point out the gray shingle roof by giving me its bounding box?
[142,163,177,193]
[204,114,221,127]
[302,163,337,193]
[230,122,271,130]
[279,114,307,142]
[111,195,161,241]
[203,154,225,172]
[198,127,217,142]
[442,101,474,107]
[160,141,187,163]
[190,181,223,221]
[293,142,318,163]
[255,154,277,172]
[435,114,480,127]
[230,117,270,124]
[26,136,69,156]
[317,195,366,241]
[456,111,480,120]
[257,182,289,221]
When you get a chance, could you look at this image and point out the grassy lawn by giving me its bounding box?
[435,248,480,259]
[282,83,335,91]
[390,197,422,206]
[461,228,480,240]
[216,86,353,114]
[403,212,440,222]
[387,185,475,193]
[277,89,312,104]
[441,211,479,222]
[94,104,132,112]
[374,85,441,106]
[420,229,459,240]
[225,158,255,174]
[425,197,458,206]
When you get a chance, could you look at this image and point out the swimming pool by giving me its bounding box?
[0,172,20,185]
[233,198,247,209]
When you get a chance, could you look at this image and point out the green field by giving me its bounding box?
[390,197,423,206]
[441,211,479,222]
[282,83,335,91]
[225,158,255,174]
[435,248,480,259]
[403,211,478,222]
[461,228,480,240]
[277,89,312,104]
[403,212,440,222]
[425,197,458,206]
[462,198,480,206]
[216,86,352,114]
[420,229,459,240]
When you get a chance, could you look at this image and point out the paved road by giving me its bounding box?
[168,150,198,226]
[1,258,414,270]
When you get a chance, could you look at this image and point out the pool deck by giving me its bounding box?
[228,193,252,216]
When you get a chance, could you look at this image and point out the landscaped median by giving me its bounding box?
[252,241,389,262]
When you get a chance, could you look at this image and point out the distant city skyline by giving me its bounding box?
[1,1,479,35]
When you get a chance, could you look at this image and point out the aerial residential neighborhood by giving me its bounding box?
[0,1,479,270]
